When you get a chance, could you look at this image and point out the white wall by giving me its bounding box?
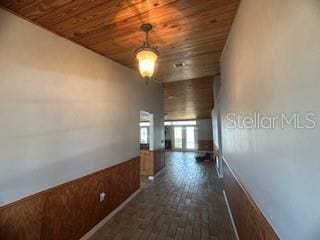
[212,75,221,151]
[211,110,219,149]
[0,9,164,206]
[220,0,320,239]
[196,119,213,140]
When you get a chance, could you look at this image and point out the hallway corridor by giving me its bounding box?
[89,152,236,240]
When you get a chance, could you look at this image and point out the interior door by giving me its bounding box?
[173,126,197,151]
[173,127,183,149]
[186,126,196,150]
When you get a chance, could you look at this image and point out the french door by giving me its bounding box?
[173,126,197,151]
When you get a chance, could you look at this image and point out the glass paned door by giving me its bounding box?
[174,127,183,149]
[186,126,195,149]
[173,126,197,151]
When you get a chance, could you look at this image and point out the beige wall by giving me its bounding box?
[0,9,164,206]
[197,119,213,141]
[220,0,320,239]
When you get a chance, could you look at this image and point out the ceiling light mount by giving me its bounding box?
[141,23,153,32]
[135,23,159,84]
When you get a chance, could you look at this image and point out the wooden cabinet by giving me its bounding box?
[140,149,165,176]
[140,150,153,176]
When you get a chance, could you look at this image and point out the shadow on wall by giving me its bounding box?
[0,142,135,206]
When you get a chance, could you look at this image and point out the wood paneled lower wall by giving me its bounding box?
[198,140,214,152]
[0,157,140,240]
[153,149,165,175]
[223,159,279,240]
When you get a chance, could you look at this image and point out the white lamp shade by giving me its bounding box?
[136,49,158,78]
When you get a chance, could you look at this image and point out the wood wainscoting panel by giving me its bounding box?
[198,140,214,152]
[0,157,140,240]
[0,195,46,240]
[223,159,279,240]
[153,149,165,175]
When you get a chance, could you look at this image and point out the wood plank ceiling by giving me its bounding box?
[164,76,213,120]
[0,0,239,83]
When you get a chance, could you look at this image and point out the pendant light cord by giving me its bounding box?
[145,30,149,47]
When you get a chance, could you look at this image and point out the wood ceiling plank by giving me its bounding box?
[160,66,219,82]
[0,0,240,83]
[107,46,223,68]
[51,0,174,35]
[1,0,34,11]
[159,50,222,62]
[164,76,213,120]
[92,28,229,58]
[65,0,238,47]
[158,54,220,73]
[18,0,74,19]
[90,22,231,55]
[95,29,229,66]
[19,0,122,26]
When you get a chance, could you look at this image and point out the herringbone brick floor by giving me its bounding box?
[89,152,236,240]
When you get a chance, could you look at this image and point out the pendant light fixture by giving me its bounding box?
[135,23,159,84]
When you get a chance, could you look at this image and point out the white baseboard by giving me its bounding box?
[80,189,141,240]
[216,164,223,178]
[223,190,240,240]
[216,155,224,178]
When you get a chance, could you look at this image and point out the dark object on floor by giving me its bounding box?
[195,152,211,161]
[140,143,149,150]
[165,140,172,150]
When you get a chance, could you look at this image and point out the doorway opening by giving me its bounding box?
[166,121,198,152]
[139,111,153,151]
[139,111,156,185]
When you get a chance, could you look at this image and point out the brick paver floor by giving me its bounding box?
[89,152,236,240]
